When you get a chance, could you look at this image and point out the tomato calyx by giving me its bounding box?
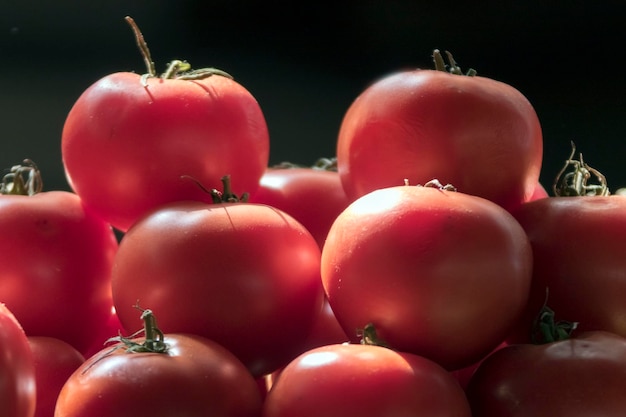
[432,49,477,76]
[0,159,43,196]
[181,174,250,203]
[107,305,168,353]
[531,289,579,344]
[124,16,232,86]
[404,178,457,192]
[552,141,610,196]
[273,156,338,171]
[357,323,391,348]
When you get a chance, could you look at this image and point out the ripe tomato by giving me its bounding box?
[0,303,36,417]
[466,331,626,416]
[111,193,324,377]
[263,343,471,417]
[508,194,626,341]
[296,296,349,353]
[61,17,269,232]
[54,309,262,417]
[249,163,351,249]
[0,161,118,356]
[321,182,533,370]
[28,337,85,417]
[336,50,543,212]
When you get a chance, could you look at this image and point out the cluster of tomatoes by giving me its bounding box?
[3,16,626,417]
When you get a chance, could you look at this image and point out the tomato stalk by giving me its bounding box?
[124,16,233,84]
[0,159,43,196]
[432,49,477,76]
[530,289,578,344]
[552,141,610,196]
[107,305,168,353]
[181,174,249,203]
[357,323,391,348]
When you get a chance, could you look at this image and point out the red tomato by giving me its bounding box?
[450,341,509,391]
[61,18,269,232]
[321,183,533,370]
[336,50,543,212]
[54,309,262,417]
[263,343,471,417]
[528,181,549,200]
[295,296,349,354]
[508,194,626,342]
[466,331,626,416]
[0,303,36,417]
[28,337,85,417]
[82,306,124,359]
[0,162,118,356]
[249,165,351,249]
[111,198,324,377]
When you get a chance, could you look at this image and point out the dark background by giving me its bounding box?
[2,1,625,192]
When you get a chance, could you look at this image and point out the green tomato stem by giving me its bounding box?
[0,159,43,196]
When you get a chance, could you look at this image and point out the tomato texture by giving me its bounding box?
[111,199,324,377]
[466,331,626,416]
[54,327,262,417]
[249,166,351,249]
[28,337,85,417]
[0,303,36,417]
[508,195,626,342]
[321,184,533,370]
[263,343,471,417]
[0,189,118,356]
[336,51,543,212]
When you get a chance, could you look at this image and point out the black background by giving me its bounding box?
[2,1,625,192]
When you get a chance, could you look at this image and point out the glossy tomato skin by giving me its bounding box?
[249,167,351,249]
[321,185,533,370]
[466,331,626,416]
[509,196,626,342]
[54,333,263,417]
[337,69,543,212]
[111,201,324,377]
[0,303,36,417]
[28,337,85,417]
[0,191,118,356]
[62,72,270,232]
[263,343,471,417]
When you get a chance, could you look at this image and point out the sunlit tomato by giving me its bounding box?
[321,183,533,370]
[249,165,351,249]
[529,181,549,200]
[55,310,262,417]
[111,198,324,377]
[336,50,543,212]
[0,163,118,356]
[0,303,36,417]
[61,18,269,232]
[466,331,626,416]
[28,337,85,417]
[263,343,471,417]
[508,194,626,342]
